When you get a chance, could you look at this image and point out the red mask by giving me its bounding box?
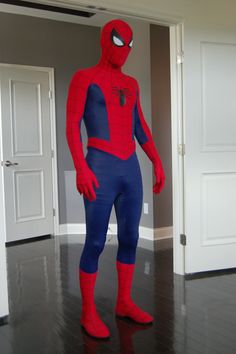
[99,19,133,68]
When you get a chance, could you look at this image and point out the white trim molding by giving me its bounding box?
[154,226,173,240]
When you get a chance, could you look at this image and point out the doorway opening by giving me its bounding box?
[0,4,184,278]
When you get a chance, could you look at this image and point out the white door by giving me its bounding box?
[184,28,236,273]
[0,65,54,242]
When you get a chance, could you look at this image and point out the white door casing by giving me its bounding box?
[0,65,57,242]
[184,27,236,273]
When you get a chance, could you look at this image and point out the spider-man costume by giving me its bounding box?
[66,19,165,339]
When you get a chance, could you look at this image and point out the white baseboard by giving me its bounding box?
[58,223,173,242]
[154,226,173,240]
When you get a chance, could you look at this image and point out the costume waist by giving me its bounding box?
[87,137,136,160]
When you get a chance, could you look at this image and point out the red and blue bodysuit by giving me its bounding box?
[66,19,165,339]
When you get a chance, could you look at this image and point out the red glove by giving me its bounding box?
[76,166,100,201]
[141,140,165,194]
[153,160,165,194]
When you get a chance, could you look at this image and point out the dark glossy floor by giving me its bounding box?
[1,235,236,354]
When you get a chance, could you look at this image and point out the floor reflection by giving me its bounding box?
[1,235,236,354]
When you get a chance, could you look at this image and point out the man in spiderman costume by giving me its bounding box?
[66,19,165,339]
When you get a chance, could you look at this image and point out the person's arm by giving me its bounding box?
[134,80,165,194]
[66,70,99,201]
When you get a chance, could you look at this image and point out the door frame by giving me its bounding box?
[0,63,60,241]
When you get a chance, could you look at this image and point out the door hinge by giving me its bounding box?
[180,233,186,246]
[51,149,54,158]
[48,89,52,100]
[177,51,184,64]
[53,208,56,216]
[178,143,185,156]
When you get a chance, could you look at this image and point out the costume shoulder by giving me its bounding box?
[69,67,94,88]
[123,73,139,92]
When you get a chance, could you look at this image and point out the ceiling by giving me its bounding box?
[0,1,121,27]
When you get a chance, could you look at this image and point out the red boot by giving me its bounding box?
[115,261,154,324]
[78,269,110,339]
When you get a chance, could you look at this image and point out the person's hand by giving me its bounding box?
[76,166,100,201]
[153,160,165,194]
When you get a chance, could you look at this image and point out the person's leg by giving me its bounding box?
[78,148,119,339]
[79,199,113,339]
[80,195,113,273]
[114,153,153,324]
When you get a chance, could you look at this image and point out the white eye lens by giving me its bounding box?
[113,35,124,46]
[128,39,133,48]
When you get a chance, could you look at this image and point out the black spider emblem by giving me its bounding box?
[112,87,132,106]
